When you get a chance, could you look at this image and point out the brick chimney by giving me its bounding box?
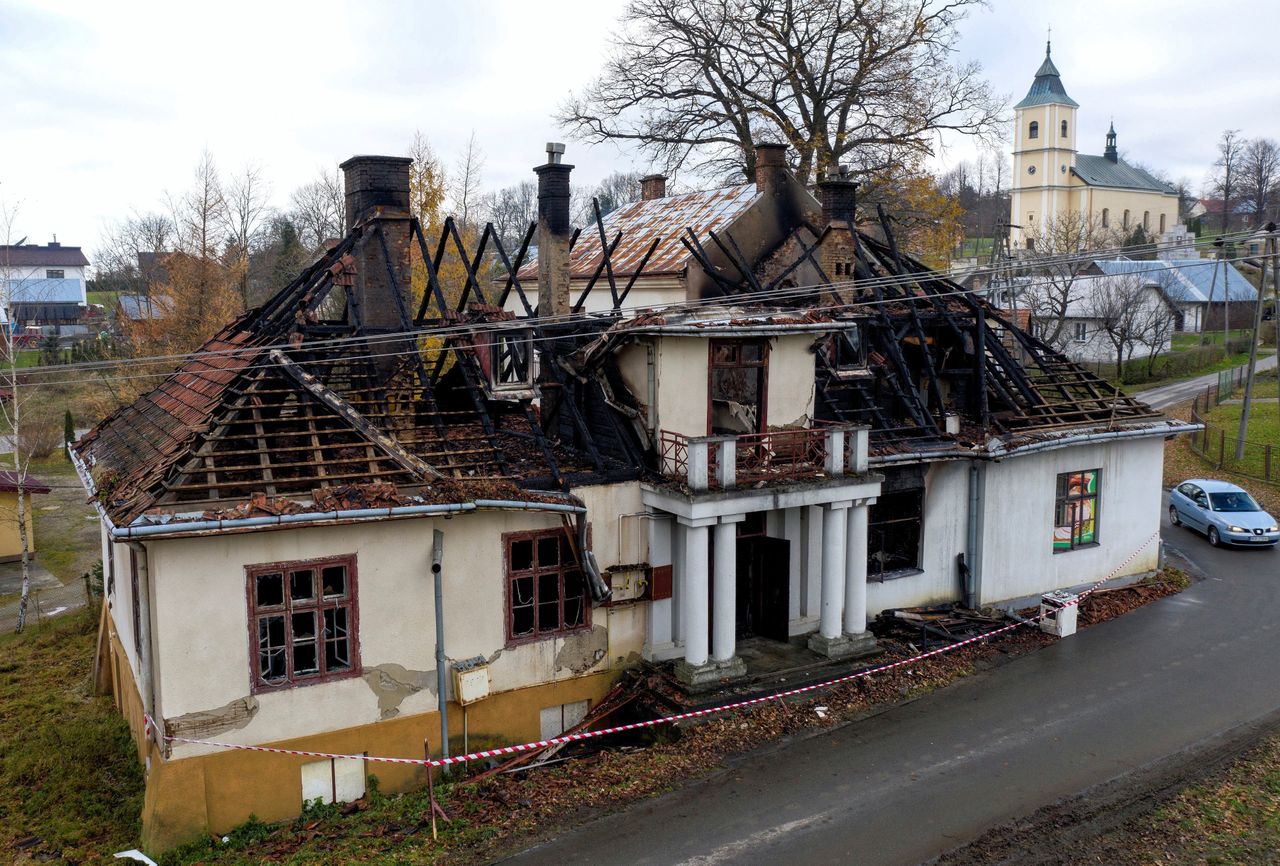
[339,155,414,330]
[754,142,790,192]
[639,173,667,201]
[815,166,858,225]
[534,143,574,319]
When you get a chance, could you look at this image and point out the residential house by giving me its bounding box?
[75,146,1193,853]
[115,293,172,324]
[1089,257,1258,334]
[0,240,89,329]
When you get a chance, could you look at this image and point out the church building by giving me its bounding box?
[1010,42,1179,249]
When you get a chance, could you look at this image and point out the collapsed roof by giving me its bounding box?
[74,151,1169,527]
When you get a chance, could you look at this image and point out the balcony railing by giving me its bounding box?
[658,424,869,491]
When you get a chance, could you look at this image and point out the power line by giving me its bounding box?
[13,230,1272,390]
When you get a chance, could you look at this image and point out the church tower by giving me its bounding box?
[1010,41,1078,248]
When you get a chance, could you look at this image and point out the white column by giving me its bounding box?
[802,505,823,618]
[783,507,803,623]
[681,520,711,667]
[844,503,870,635]
[819,502,851,640]
[671,521,685,644]
[712,519,738,662]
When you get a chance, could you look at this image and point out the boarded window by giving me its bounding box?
[539,700,590,739]
[1054,470,1100,552]
[868,489,924,578]
[709,339,768,435]
[247,555,359,692]
[301,756,366,807]
[506,529,590,643]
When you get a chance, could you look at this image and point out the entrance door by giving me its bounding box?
[736,536,791,641]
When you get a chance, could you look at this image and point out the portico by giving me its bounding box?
[643,426,882,687]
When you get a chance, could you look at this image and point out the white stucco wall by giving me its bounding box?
[765,334,817,427]
[978,436,1163,604]
[654,337,709,437]
[138,496,648,758]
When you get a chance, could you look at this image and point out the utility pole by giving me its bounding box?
[1222,242,1232,349]
[1272,232,1280,409]
[1235,223,1273,460]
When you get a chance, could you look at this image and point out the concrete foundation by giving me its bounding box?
[807,631,880,661]
[674,655,748,691]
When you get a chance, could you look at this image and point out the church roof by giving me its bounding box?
[1014,43,1079,109]
[1072,155,1177,194]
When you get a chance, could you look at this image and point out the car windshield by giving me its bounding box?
[1209,491,1261,512]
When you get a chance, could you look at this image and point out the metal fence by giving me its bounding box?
[1189,372,1279,485]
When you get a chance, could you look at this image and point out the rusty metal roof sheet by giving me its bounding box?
[519,183,761,280]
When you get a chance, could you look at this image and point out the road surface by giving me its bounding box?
[1131,353,1276,410]
[501,504,1278,866]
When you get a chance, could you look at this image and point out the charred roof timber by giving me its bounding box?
[72,142,1174,531]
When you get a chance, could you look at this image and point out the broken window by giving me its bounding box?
[247,554,359,692]
[709,339,768,435]
[833,326,864,370]
[1053,470,1100,552]
[867,489,924,579]
[506,529,590,643]
[491,329,533,390]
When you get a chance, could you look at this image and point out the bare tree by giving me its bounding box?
[1,202,47,633]
[484,180,538,254]
[1021,213,1115,349]
[95,211,174,296]
[289,167,345,252]
[408,131,447,230]
[1240,137,1280,225]
[1089,270,1155,381]
[168,150,228,262]
[558,0,1005,183]
[449,131,486,229]
[225,164,271,305]
[1210,129,1244,233]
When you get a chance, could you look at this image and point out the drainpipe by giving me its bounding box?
[126,541,158,749]
[964,461,983,609]
[431,529,449,773]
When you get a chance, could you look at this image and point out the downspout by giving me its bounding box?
[536,491,611,602]
[964,461,984,609]
[126,541,158,751]
[431,529,449,771]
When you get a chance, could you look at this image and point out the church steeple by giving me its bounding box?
[1104,121,1118,162]
[1014,39,1079,109]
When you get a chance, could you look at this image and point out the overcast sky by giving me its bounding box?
[1,0,1276,263]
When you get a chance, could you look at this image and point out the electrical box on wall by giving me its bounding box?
[607,566,648,602]
[453,656,490,705]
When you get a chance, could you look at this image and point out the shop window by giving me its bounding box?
[247,555,359,692]
[1054,469,1100,552]
[506,529,590,643]
[1028,121,1039,140]
[709,339,768,435]
[868,489,924,578]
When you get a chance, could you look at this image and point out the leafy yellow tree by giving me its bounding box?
[862,159,966,269]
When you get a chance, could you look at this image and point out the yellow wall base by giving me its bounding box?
[103,621,620,852]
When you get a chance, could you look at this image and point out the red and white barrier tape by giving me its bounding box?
[146,532,1159,769]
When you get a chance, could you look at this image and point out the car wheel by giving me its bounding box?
[1208,526,1221,547]
[1169,505,1180,527]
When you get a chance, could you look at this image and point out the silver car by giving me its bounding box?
[1169,479,1280,548]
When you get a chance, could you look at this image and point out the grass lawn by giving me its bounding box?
[1092,347,1264,392]
[1171,329,1253,351]
[0,610,144,861]
[86,290,121,310]
[27,456,101,584]
[1195,391,1280,483]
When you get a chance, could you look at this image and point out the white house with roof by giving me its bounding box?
[0,240,90,327]
[1089,257,1258,334]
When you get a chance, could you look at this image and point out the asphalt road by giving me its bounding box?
[1131,353,1277,410]
[501,502,1279,866]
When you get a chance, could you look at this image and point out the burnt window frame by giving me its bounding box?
[504,528,592,646]
[246,554,361,694]
[707,338,770,436]
[490,328,534,391]
[867,488,925,580]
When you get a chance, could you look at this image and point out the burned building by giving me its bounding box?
[75,143,1192,851]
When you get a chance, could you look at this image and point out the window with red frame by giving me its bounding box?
[247,555,359,692]
[506,530,589,643]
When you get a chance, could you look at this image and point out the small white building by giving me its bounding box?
[0,240,90,327]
